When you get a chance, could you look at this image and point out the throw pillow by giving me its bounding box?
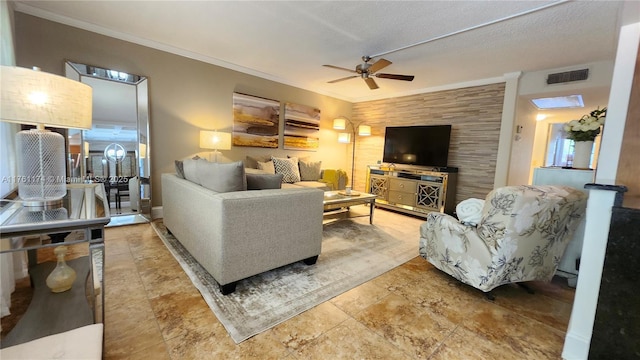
[175,160,185,179]
[272,156,301,183]
[245,155,271,169]
[456,198,485,226]
[246,173,283,190]
[197,161,247,193]
[182,157,207,185]
[175,155,201,179]
[298,159,322,181]
[257,160,276,174]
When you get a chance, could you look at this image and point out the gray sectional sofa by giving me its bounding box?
[161,171,324,294]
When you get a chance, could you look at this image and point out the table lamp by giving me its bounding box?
[1,66,92,206]
[200,130,232,162]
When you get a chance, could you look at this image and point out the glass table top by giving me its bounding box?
[0,183,111,237]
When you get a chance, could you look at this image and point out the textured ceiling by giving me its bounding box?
[15,1,623,104]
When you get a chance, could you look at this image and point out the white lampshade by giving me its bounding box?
[358,125,371,136]
[1,66,93,129]
[333,117,347,130]
[337,133,351,144]
[0,66,93,204]
[139,143,147,158]
[200,131,232,150]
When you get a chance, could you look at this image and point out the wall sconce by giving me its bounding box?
[333,116,370,189]
[200,130,232,162]
[0,66,93,205]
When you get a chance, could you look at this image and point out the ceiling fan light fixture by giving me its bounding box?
[324,56,413,90]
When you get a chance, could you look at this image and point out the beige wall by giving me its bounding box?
[352,83,506,201]
[14,13,352,207]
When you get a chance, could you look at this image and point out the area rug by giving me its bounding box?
[151,210,420,343]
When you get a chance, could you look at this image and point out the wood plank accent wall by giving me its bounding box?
[352,83,506,203]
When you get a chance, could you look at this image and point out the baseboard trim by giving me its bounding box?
[151,206,163,219]
[562,331,590,360]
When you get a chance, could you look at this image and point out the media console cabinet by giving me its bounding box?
[366,165,458,217]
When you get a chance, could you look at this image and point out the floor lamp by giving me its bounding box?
[334,116,371,190]
[200,130,232,162]
[0,66,93,206]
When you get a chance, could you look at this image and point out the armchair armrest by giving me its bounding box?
[320,169,348,190]
[420,212,492,267]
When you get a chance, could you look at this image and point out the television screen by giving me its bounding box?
[383,125,451,167]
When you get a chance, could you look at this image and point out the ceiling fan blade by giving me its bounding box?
[323,64,357,73]
[328,75,358,84]
[368,58,392,73]
[375,73,415,81]
[364,77,379,90]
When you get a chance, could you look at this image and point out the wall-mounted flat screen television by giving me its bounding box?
[383,125,451,167]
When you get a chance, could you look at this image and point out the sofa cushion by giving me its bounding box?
[0,324,103,360]
[246,173,283,190]
[257,160,276,174]
[272,157,301,183]
[197,161,247,193]
[299,159,322,181]
[245,168,268,174]
[293,181,331,191]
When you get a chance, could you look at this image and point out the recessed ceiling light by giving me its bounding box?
[531,95,584,109]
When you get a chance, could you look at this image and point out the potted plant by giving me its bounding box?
[563,107,606,168]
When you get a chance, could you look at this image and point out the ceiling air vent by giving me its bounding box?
[547,69,589,84]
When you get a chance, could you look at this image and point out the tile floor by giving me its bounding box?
[2,208,575,359]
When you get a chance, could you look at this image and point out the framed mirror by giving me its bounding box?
[65,61,151,221]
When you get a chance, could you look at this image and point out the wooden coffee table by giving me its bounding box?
[323,191,377,224]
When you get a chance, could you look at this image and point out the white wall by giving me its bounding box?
[508,60,613,185]
[562,16,640,360]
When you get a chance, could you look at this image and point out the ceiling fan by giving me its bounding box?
[323,56,415,90]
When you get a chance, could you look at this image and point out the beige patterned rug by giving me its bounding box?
[151,208,421,343]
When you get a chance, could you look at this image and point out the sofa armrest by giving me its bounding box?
[161,173,323,286]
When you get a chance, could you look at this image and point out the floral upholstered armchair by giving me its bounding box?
[419,185,587,297]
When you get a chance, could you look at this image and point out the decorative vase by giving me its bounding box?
[46,246,77,293]
[572,140,594,169]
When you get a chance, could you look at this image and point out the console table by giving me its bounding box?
[366,165,458,217]
[0,183,110,348]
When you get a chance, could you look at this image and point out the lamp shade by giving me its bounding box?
[337,133,351,144]
[139,143,147,158]
[1,66,93,129]
[333,117,347,130]
[200,131,232,150]
[358,125,371,136]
